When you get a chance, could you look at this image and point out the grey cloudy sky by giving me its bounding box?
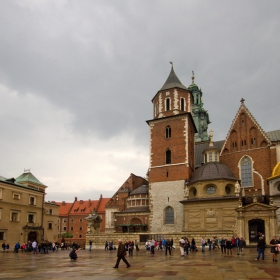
[0,0,279,202]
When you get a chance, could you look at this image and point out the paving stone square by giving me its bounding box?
[1,247,280,279]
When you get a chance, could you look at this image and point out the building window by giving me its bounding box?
[79,227,82,231]
[63,219,67,223]
[241,156,253,187]
[29,196,36,205]
[79,235,82,238]
[0,231,4,240]
[48,223,53,229]
[10,211,20,222]
[13,193,20,200]
[165,126,171,138]
[28,214,35,223]
[214,152,218,162]
[166,149,171,164]
[209,152,213,162]
[166,98,170,111]
[71,219,74,223]
[155,103,159,117]
[80,219,83,223]
[165,206,174,224]
[180,98,184,111]
[63,226,67,231]
[70,227,74,231]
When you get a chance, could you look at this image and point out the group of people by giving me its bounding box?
[2,240,81,254]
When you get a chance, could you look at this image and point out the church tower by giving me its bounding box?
[147,64,197,232]
[188,72,211,142]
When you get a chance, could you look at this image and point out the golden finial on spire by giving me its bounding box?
[192,71,195,84]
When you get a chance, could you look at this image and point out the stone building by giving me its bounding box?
[43,201,60,242]
[98,66,280,246]
[0,170,59,246]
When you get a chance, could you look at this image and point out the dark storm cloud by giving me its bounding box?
[0,0,279,199]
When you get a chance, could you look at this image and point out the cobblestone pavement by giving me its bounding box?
[1,247,280,279]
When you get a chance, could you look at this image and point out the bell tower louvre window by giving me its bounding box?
[165,126,171,138]
[166,98,170,111]
[180,98,185,111]
[166,149,171,164]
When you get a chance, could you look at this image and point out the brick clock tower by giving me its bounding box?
[147,65,197,233]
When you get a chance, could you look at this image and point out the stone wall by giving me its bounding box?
[85,231,235,249]
[149,180,184,233]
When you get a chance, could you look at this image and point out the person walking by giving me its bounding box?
[220,238,226,254]
[255,236,266,260]
[201,237,206,253]
[89,240,92,251]
[165,239,172,255]
[150,239,155,254]
[32,240,37,254]
[135,240,139,251]
[179,237,185,257]
[270,236,279,262]
[225,238,232,256]
[113,240,130,268]
[184,238,190,256]
[238,237,246,256]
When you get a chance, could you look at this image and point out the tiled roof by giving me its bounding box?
[56,202,74,216]
[266,129,280,141]
[69,199,99,215]
[158,67,188,92]
[98,198,110,213]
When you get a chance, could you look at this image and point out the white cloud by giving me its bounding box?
[0,83,148,201]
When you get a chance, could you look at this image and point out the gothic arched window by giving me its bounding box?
[166,149,171,164]
[165,206,174,224]
[165,126,171,138]
[241,156,253,187]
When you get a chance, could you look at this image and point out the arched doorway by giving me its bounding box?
[28,231,37,242]
[248,219,265,243]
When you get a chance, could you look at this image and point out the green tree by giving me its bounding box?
[62,232,73,238]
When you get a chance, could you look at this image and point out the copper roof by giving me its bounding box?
[189,162,237,184]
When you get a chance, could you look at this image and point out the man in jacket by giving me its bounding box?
[237,237,246,256]
[113,240,131,268]
[255,236,266,260]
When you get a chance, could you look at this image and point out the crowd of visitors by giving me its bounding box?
[4,233,280,266]
[1,240,81,254]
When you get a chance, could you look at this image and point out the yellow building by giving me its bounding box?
[0,171,59,247]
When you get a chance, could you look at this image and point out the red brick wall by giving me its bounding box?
[220,107,277,195]
[149,115,194,183]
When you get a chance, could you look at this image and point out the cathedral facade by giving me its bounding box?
[104,66,280,245]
